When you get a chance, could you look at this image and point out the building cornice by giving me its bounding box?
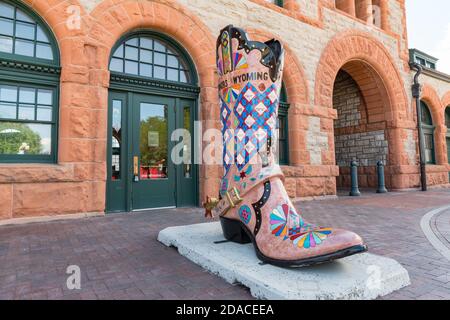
[417,67,450,83]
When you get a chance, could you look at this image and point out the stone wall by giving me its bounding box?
[335,131,388,167]
[333,71,363,129]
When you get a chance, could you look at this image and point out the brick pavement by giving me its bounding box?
[0,189,450,300]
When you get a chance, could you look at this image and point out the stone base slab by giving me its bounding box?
[158,222,410,300]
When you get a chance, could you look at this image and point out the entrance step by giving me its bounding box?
[158,222,410,300]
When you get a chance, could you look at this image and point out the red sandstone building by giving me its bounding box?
[0,0,449,221]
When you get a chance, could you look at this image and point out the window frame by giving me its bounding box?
[420,101,436,165]
[0,0,60,66]
[0,0,60,164]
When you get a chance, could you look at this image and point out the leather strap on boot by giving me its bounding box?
[210,165,284,218]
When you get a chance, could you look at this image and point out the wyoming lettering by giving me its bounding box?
[218,71,270,90]
[176,304,274,317]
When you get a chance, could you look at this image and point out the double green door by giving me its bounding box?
[107,91,197,212]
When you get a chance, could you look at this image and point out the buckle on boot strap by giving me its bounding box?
[208,166,284,217]
[212,187,242,217]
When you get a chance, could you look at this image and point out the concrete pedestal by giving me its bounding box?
[158,222,410,300]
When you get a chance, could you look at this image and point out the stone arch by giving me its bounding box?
[315,30,411,188]
[87,0,218,201]
[246,28,309,166]
[314,30,408,122]
[442,91,450,112]
[421,84,444,124]
[422,84,446,165]
[89,0,216,87]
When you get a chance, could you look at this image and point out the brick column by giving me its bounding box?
[379,0,389,30]
[355,0,374,25]
[335,0,356,17]
[372,0,389,30]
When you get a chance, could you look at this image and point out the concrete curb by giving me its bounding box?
[420,205,450,261]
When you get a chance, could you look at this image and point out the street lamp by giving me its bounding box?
[410,62,427,191]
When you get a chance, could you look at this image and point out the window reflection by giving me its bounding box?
[140,103,168,180]
[0,85,53,122]
[111,100,122,180]
[183,106,192,178]
[0,122,51,155]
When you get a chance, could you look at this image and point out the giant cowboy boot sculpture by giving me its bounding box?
[205,25,367,267]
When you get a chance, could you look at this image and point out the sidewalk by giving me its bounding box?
[0,189,450,300]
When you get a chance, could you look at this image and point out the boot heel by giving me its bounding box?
[219,217,252,244]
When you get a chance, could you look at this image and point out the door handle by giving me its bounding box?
[133,156,139,182]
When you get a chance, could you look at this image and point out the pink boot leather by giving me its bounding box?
[206,25,367,267]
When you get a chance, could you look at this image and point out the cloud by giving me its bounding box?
[432,23,450,75]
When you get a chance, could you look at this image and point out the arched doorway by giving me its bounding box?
[106,31,200,212]
[332,61,391,189]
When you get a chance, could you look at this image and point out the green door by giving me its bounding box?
[175,99,197,207]
[132,94,176,210]
[106,91,197,212]
[107,91,128,212]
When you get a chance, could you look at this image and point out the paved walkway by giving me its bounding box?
[0,189,450,300]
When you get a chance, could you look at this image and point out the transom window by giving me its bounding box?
[0,1,55,62]
[110,35,192,84]
[0,0,60,163]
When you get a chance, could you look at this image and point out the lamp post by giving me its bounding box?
[410,62,427,191]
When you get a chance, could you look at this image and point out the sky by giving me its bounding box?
[406,0,450,74]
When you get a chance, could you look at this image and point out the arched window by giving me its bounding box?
[420,101,436,164]
[278,84,290,165]
[109,33,195,84]
[0,0,60,163]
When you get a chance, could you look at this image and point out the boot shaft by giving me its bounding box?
[217,25,285,193]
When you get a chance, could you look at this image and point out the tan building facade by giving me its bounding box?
[0,0,449,221]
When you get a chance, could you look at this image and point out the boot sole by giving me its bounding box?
[220,216,368,268]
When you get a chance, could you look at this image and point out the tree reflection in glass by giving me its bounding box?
[140,103,168,180]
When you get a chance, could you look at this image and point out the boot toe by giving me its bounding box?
[328,228,365,251]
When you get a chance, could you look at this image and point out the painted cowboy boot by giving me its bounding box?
[205,25,367,267]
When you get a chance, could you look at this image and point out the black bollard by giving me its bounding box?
[349,161,361,196]
[376,161,388,194]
